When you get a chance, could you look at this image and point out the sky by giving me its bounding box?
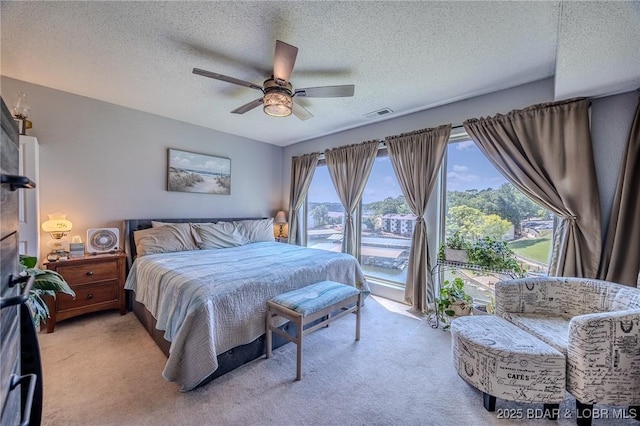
[169,149,230,175]
[307,138,507,204]
[446,140,507,192]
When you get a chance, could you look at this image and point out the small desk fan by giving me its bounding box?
[86,228,119,253]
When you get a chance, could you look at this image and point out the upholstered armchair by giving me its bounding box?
[494,277,640,424]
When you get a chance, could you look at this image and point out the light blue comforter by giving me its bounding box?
[124,242,369,391]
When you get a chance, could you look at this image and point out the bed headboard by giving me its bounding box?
[123,217,265,270]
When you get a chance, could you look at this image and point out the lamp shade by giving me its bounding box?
[274,211,287,224]
[42,213,73,236]
[263,92,292,117]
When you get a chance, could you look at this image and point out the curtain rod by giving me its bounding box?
[316,124,467,160]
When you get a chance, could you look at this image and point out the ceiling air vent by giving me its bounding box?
[364,108,393,119]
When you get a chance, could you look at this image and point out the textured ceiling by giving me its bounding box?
[1,1,639,147]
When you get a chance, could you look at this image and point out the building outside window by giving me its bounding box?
[305,154,413,288]
[360,154,413,285]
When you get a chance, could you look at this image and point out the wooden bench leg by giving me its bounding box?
[265,308,272,359]
[267,286,362,381]
[295,313,303,381]
[355,293,361,341]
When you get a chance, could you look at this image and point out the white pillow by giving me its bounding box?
[148,222,199,249]
[151,220,183,228]
[133,225,199,256]
[192,221,247,249]
[235,219,275,243]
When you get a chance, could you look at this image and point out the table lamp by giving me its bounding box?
[42,213,73,261]
[274,211,287,240]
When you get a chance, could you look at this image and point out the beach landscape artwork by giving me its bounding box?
[167,149,231,194]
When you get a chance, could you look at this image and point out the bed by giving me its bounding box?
[123,217,369,391]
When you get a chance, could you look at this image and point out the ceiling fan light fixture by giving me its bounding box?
[193,41,354,120]
[263,91,292,117]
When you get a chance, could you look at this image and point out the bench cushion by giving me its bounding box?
[270,281,359,316]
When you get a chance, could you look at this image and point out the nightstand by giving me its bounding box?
[44,253,126,333]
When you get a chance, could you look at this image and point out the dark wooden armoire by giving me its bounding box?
[1,96,42,425]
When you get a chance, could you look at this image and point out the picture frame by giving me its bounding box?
[167,148,231,195]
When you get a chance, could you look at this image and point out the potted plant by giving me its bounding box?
[437,231,469,263]
[435,277,472,329]
[472,294,495,315]
[19,255,75,328]
[467,236,526,277]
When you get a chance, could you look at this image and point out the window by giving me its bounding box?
[305,163,344,252]
[443,137,552,303]
[302,133,553,302]
[305,154,412,288]
[360,153,412,286]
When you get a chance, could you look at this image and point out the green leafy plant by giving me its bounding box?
[446,231,468,250]
[435,277,472,329]
[19,255,75,328]
[467,236,526,277]
[437,231,470,261]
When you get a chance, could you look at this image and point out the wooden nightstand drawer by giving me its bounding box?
[55,260,119,285]
[44,253,127,332]
[58,281,118,311]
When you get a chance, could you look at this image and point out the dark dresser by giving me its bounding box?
[1,96,41,425]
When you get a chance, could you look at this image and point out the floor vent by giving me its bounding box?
[364,108,393,119]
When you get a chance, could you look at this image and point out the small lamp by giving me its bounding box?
[274,210,287,240]
[42,213,73,261]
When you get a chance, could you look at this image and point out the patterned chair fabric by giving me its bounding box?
[494,277,640,406]
[451,315,566,404]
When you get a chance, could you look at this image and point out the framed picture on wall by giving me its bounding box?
[167,148,231,195]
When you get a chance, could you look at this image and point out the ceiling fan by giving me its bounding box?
[192,40,355,120]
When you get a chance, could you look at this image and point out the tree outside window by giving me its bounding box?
[443,138,552,303]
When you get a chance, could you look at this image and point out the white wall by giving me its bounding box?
[1,77,283,257]
[590,90,638,231]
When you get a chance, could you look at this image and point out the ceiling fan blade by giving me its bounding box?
[273,40,298,83]
[294,85,355,98]
[231,98,264,114]
[192,68,263,91]
[292,99,313,121]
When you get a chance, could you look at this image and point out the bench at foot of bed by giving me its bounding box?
[265,281,362,380]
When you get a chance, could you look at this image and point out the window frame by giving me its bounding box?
[301,129,551,304]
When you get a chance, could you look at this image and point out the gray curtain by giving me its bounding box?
[325,140,379,259]
[464,98,601,278]
[287,153,320,245]
[598,94,640,286]
[386,125,450,312]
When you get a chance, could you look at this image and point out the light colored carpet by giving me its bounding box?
[38,296,636,425]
